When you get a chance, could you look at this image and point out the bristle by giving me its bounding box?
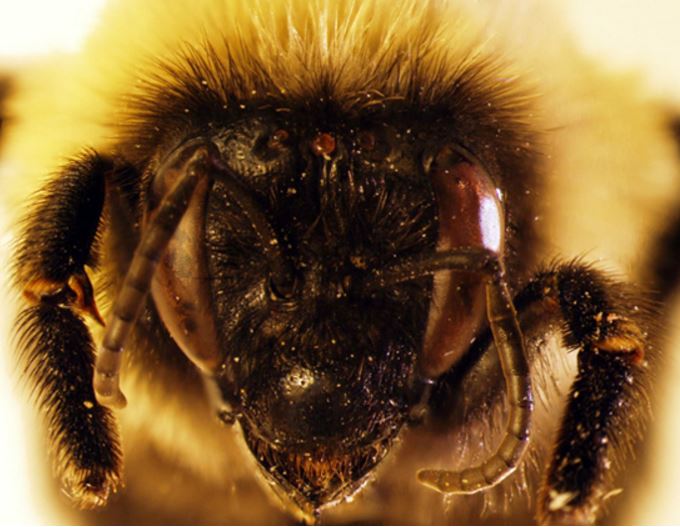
[77,0,536,165]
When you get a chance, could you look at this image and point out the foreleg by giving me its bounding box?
[515,263,652,524]
[13,152,122,507]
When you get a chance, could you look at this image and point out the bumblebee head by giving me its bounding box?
[145,111,438,510]
[134,97,509,514]
[92,0,536,515]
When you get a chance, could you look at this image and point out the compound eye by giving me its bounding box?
[421,144,505,378]
[429,144,503,254]
[147,154,223,374]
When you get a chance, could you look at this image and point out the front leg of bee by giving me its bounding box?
[13,152,122,508]
[515,263,652,525]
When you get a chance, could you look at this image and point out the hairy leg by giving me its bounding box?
[429,260,654,524]
[514,263,653,524]
[13,151,122,507]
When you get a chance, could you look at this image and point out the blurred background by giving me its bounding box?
[0,0,678,524]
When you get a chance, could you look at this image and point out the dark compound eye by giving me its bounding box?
[421,143,505,378]
[429,144,503,253]
[148,147,223,375]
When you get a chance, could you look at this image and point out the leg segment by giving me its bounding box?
[372,248,533,495]
[16,152,109,284]
[13,151,122,508]
[15,305,121,507]
[94,141,215,408]
[427,259,652,523]
[417,276,532,493]
[515,263,652,524]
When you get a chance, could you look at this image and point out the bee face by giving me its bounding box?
[9,1,673,523]
[147,106,508,508]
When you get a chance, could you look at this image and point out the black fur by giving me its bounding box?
[119,45,543,290]
[15,152,110,283]
[14,305,121,505]
[13,151,122,506]
[515,263,653,522]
